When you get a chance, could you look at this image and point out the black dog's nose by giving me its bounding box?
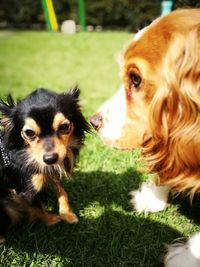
[90,113,102,131]
[43,153,58,165]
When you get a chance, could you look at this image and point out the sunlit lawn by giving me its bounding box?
[0,30,199,267]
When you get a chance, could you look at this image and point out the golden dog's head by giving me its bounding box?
[91,9,200,194]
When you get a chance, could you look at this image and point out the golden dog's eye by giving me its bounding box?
[58,122,71,134]
[130,72,141,89]
[24,129,36,140]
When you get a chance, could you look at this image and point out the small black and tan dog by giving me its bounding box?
[0,87,90,242]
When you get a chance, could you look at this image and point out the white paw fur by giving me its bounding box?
[129,182,170,213]
[164,233,200,267]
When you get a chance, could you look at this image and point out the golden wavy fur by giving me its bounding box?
[91,9,200,197]
[142,22,200,197]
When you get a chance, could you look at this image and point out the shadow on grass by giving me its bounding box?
[171,193,200,224]
[4,169,181,267]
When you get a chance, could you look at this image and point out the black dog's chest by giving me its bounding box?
[0,133,25,192]
[0,132,58,202]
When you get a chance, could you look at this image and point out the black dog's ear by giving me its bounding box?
[0,94,15,117]
[68,85,80,100]
[0,94,16,129]
[58,86,91,136]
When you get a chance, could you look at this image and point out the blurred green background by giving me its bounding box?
[0,0,199,31]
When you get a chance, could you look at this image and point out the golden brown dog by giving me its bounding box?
[91,9,200,267]
[91,8,200,197]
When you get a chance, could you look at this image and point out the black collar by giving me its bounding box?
[0,132,10,167]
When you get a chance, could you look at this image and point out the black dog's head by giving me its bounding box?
[0,87,90,174]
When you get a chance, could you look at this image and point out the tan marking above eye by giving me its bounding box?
[52,113,71,132]
[21,118,41,141]
[22,118,41,135]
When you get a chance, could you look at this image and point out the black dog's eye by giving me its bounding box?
[58,122,71,134]
[130,72,141,89]
[24,129,36,140]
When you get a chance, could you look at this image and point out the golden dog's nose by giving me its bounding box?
[90,113,102,131]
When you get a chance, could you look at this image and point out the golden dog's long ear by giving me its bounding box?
[143,24,200,195]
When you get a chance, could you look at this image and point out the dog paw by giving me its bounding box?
[60,212,79,224]
[129,182,169,213]
[164,233,200,267]
[44,213,61,226]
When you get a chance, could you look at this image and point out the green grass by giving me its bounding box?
[0,31,200,267]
